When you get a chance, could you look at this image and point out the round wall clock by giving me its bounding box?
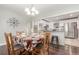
[7,17,19,28]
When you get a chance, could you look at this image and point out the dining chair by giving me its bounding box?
[4,32,26,55]
[42,32,51,55]
[32,38,44,55]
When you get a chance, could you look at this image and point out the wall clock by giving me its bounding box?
[7,17,19,28]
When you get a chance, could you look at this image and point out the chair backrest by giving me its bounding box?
[42,32,51,55]
[26,40,32,49]
[4,32,15,55]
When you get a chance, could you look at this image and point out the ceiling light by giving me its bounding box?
[70,14,73,16]
[31,12,35,16]
[31,7,36,11]
[27,11,31,15]
[25,8,29,12]
[35,10,39,14]
[25,5,39,16]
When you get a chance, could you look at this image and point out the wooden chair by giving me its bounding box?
[32,38,44,55]
[42,32,51,55]
[4,32,25,55]
[26,40,33,55]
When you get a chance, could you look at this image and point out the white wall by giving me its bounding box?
[0,9,28,45]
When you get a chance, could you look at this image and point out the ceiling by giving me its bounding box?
[0,4,79,21]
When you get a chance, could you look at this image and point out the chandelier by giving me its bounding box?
[25,5,39,16]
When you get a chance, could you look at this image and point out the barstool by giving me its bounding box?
[51,35,59,48]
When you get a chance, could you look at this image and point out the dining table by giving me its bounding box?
[13,33,45,54]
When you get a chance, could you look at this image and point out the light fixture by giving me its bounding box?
[25,5,39,16]
[70,14,73,17]
[25,8,31,15]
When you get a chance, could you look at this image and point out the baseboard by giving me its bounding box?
[0,43,6,46]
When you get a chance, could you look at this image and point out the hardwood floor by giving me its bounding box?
[49,44,69,55]
[49,44,79,55]
[0,44,79,55]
